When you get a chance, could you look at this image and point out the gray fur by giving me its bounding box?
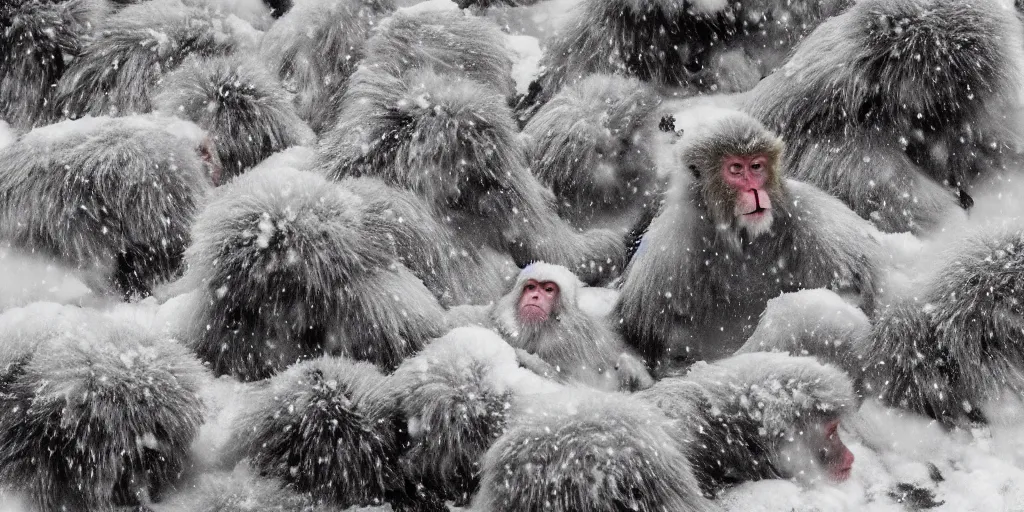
[862,228,1024,425]
[640,352,856,494]
[360,11,515,98]
[317,66,627,287]
[181,166,447,380]
[0,0,105,130]
[0,115,212,298]
[228,356,404,508]
[744,0,1024,234]
[473,390,716,512]
[738,288,871,377]
[616,111,883,371]
[525,0,848,118]
[523,74,663,227]
[486,263,649,391]
[153,55,316,181]
[51,0,251,120]
[342,176,510,307]
[386,331,518,504]
[0,305,205,510]
[258,0,395,134]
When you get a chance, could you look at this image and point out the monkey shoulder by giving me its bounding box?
[779,179,884,296]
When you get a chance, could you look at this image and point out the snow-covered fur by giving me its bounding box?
[473,389,715,512]
[616,110,883,371]
[228,357,406,508]
[181,166,447,380]
[744,0,1024,234]
[738,288,873,373]
[153,55,316,181]
[317,66,627,287]
[523,74,663,227]
[487,262,645,390]
[641,352,857,494]
[863,228,1024,425]
[0,304,205,510]
[51,0,256,120]
[0,115,212,298]
[360,10,515,98]
[0,0,105,130]
[258,0,395,134]
[386,327,543,504]
[524,0,848,117]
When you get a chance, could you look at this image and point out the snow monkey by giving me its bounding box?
[179,166,448,381]
[639,352,858,494]
[522,74,665,231]
[517,0,851,120]
[317,18,628,289]
[744,0,1024,234]
[450,263,653,391]
[0,303,205,511]
[0,115,215,300]
[474,352,857,510]
[50,0,257,121]
[0,0,104,131]
[617,109,883,374]
[153,55,316,182]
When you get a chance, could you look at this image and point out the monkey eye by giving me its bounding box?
[543,285,557,293]
[750,162,763,172]
[525,283,537,291]
[729,163,744,175]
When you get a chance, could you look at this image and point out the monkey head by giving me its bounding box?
[780,414,856,484]
[517,279,560,324]
[493,262,581,340]
[678,110,785,243]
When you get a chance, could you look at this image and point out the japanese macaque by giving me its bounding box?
[227,356,434,509]
[386,327,557,505]
[258,0,395,134]
[153,56,316,182]
[50,0,257,120]
[0,303,205,510]
[616,109,882,373]
[473,390,716,512]
[639,353,858,494]
[317,67,626,289]
[520,0,849,119]
[0,0,105,130]
[452,263,653,391]
[522,74,665,230]
[858,228,1024,425]
[744,0,1024,234]
[0,115,215,299]
[178,166,447,381]
[358,10,516,99]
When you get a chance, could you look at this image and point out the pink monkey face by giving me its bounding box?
[722,155,772,218]
[518,279,560,323]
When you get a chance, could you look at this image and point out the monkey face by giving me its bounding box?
[779,417,855,484]
[517,279,560,324]
[721,154,774,238]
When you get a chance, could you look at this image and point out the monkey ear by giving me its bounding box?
[688,163,700,179]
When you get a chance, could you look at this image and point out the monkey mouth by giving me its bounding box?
[829,466,852,483]
[744,189,769,215]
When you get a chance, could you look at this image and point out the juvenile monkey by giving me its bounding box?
[452,262,652,391]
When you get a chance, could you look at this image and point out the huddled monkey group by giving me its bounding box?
[3,0,1024,510]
